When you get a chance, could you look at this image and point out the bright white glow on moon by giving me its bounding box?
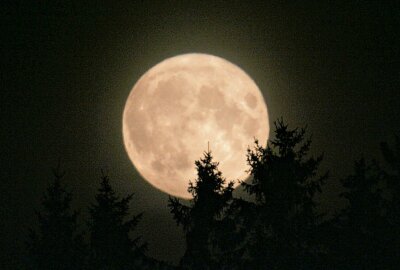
[123,53,269,199]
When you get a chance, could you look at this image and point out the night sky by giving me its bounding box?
[1,1,399,267]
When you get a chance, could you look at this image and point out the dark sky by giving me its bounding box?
[1,1,399,266]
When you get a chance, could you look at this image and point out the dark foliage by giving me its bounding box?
[324,136,400,270]
[241,119,328,270]
[168,150,234,269]
[26,166,86,270]
[326,159,387,269]
[381,136,400,229]
[23,120,400,269]
[87,173,147,270]
[380,136,400,267]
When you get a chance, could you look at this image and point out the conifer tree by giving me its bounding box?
[329,158,386,269]
[88,173,146,270]
[381,135,400,228]
[26,166,86,270]
[168,150,234,269]
[329,137,400,269]
[379,137,400,268]
[242,119,328,270]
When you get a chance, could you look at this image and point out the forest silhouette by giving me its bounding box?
[25,120,400,269]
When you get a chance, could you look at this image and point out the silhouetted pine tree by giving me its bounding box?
[26,167,86,270]
[242,119,328,270]
[381,135,400,224]
[380,136,400,268]
[327,158,388,270]
[88,173,146,270]
[210,196,256,269]
[327,137,400,270]
[168,150,234,270]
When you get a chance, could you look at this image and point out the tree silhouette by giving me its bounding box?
[26,166,86,270]
[210,196,256,269]
[324,136,400,270]
[168,150,234,269]
[88,173,146,270]
[242,119,328,270]
[327,158,387,269]
[381,136,400,229]
[380,136,400,268]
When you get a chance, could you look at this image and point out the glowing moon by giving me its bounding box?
[123,53,269,199]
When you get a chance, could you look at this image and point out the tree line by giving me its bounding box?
[25,120,400,269]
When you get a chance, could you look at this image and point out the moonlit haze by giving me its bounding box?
[123,53,269,198]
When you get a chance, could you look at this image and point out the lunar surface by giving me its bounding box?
[123,53,269,199]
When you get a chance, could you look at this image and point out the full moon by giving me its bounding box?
[123,53,269,199]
